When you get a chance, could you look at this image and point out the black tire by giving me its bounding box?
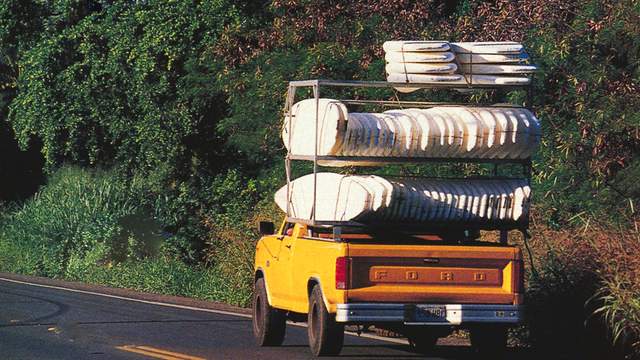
[252,278,286,346]
[470,326,507,358]
[307,285,344,356]
[406,329,439,355]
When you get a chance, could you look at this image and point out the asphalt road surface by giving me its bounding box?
[0,275,533,359]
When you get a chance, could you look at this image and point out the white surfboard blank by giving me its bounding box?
[459,64,538,74]
[383,41,450,52]
[462,75,532,85]
[450,42,524,54]
[275,173,531,224]
[456,52,529,64]
[386,73,465,83]
[385,51,456,63]
[385,62,458,74]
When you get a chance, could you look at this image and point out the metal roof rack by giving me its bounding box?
[282,78,534,238]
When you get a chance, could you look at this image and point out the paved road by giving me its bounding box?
[0,277,531,359]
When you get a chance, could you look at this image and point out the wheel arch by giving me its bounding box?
[307,276,331,312]
[255,267,273,306]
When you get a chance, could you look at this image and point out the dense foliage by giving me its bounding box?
[0,0,638,357]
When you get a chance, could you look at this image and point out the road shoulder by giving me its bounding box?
[0,272,251,316]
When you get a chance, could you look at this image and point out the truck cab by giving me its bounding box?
[252,220,524,356]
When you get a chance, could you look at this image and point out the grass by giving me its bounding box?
[64,256,251,306]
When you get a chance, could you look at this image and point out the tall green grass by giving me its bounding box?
[0,166,139,277]
[64,257,250,306]
[0,166,252,306]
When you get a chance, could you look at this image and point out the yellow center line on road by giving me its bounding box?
[116,345,206,360]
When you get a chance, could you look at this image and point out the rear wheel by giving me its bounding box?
[470,326,507,358]
[405,327,439,354]
[252,278,286,346]
[307,285,344,356]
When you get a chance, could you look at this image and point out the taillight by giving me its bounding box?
[336,257,351,290]
[512,259,525,293]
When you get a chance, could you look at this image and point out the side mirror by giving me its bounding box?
[259,221,275,235]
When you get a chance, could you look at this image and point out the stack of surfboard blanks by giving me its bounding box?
[383,41,536,92]
[275,173,531,225]
[383,41,462,86]
[282,98,540,165]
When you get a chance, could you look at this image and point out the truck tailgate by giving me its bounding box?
[346,244,522,305]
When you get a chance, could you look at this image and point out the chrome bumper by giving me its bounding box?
[335,303,522,325]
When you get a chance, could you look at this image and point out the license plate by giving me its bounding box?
[410,305,447,322]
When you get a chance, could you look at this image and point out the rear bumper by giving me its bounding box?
[335,303,522,325]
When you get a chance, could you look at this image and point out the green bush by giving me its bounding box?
[6,1,245,255]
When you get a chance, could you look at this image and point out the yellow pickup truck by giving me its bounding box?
[252,220,524,356]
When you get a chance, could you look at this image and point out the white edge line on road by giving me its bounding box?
[0,277,407,345]
[0,276,252,318]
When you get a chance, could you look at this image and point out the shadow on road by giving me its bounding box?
[0,287,69,325]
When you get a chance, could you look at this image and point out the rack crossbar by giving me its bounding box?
[288,79,531,90]
[286,217,528,231]
[340,99,525,108]
[288,154,531,165]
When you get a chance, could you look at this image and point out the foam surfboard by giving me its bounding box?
[383,41,450,52]
[450,42,524,54]
[385,51,456,63]
[386,73,465,83]
[460,75,532,85]
[403,109,433,156]
[425,107,465,158]
[503,108,532,159]
[456,53,529,64]
[385,62,458,74]
[430,107,479,155]
[466,107,498,158]
[459,64,537,74]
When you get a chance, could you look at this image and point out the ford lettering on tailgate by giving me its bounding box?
[369,266,502,286]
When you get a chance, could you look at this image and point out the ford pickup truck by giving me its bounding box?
[252,221,524,356]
